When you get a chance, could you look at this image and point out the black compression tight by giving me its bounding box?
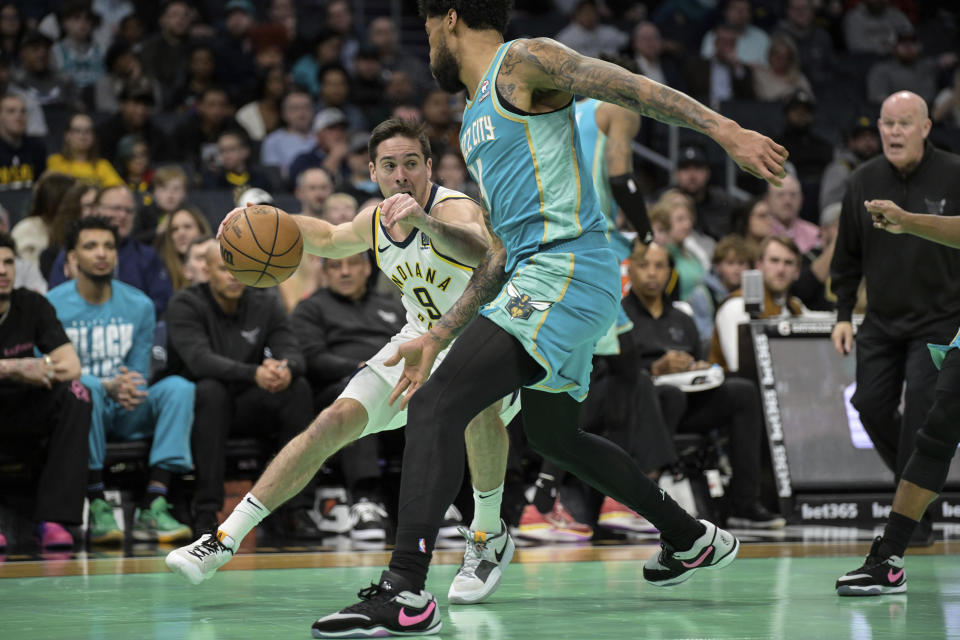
[389,316,703,590]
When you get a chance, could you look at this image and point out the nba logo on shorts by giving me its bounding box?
[418,538,427,553]
[478,80,490,103]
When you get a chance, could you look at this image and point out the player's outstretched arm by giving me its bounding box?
[507,38,788,186]
[380,193,489,267]
[867,199,960,248]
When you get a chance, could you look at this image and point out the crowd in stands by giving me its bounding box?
[0,0,958,551]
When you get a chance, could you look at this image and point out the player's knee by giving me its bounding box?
[311,400,365,445]
[902,448,951,493]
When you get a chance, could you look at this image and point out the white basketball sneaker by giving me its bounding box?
[166,532,236,585]
[643,519,739,587]
[447,519,515,605]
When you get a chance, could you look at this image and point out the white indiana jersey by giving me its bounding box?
[373,183,476,332]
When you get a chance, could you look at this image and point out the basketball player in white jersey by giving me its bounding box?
[166,118,518,606]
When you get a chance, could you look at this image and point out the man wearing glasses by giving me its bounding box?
[47,185,172,316]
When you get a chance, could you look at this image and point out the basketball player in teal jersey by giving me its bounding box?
[310,2,789,637]
[165,118,521,606]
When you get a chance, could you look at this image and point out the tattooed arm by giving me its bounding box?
[500,38,788,185]
[384,207,508,406]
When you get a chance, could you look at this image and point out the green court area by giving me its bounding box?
[0,556,954,639]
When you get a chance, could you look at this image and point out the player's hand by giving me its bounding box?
[384,333,446,409]
[653,350,694,375]
[866,199,909,234]
[721,125,789,187]
[832,321,854,356]
[217,202,257,239]
[380,193,426,236]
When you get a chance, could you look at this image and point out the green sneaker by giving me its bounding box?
[133,496,192,543]
[88,498,123,544]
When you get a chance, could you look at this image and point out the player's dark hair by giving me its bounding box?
[0,230,16,256]
[64,215,119,251]
[417,0,513,35]
[368,118,432,163]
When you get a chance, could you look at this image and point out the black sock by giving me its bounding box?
[141,467,173,508]
[532,472,558,514]
[879,511,918,558]
[87,470,106,502]
[389,527,433,592]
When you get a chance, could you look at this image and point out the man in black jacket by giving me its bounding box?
[291,251,405,540]
[830,90,960,545]
[625,242,784,528]
[163,244,317,538]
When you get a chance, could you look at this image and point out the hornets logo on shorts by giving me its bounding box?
[505,282,554,320]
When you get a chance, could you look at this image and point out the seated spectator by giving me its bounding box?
[933,67,960,129]
[0,92,45,191]
[171,86,240,175]
[867,28,957,106]
[767,173,820,254]
[47,216,194,544]
[294,166,334,219]
[342,132,380,202]
[0,230,90,550]
[420,88,457,158]
[820,115,880,211]
[182,235,215,287]
[367,16,432,95]
[435,149,480,203]
[700,0,770,66]
[212,0,258,105]
[628,21,684,90]
[775,0,834,85]
[671,145,744,240]
[10,171,75,266]
[351,45,389,127]
[687,234,755,346]
[710,235,809,371]
[649,191,709,300]
[324,0,360,70]
[288,108,350,189]
[96,78,168,165]
[260,89,315,180]
[167,43,217,113]
[115,135,152,204]
[0,203,45,293]
[248,22,289,72]
[236,65,286,142]
[555,0,628,60]
[0,50,48,138]
[139,0,192,102]
[843,0,911,57]
[39,180,97,279]
[13,30,79,109]
[0,3,22,61]
[752,32,813,102]
[46,112,123,188]
[291,28,343,98]
[202,129,271,200]
[684,22,754,109]
[156,205,211,292]
[48,185,173,316]
[291,252,404,538]
[316,63,366,132]
[776,90,832,220]
[791,201,840,312]
[625,241,785,528]
[94,40,162,114]
[50,0,104,96]
[163,244,317,537]
[132,165,187,245]
[732,196,774,253]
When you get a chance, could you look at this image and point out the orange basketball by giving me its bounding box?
[219,205,303,287]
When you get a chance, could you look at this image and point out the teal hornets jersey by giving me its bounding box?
[372,183,475,333]
[459,41,606,273]
[574,98,614,228]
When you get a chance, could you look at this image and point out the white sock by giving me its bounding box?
[218,492,271,549]
[471,483,504,534]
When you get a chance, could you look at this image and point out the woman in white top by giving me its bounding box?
[236,66,287,141]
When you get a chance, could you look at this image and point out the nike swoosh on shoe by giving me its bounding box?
[398,601,436,627]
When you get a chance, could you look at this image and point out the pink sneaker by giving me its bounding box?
[35,522,74,549]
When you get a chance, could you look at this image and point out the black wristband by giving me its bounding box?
[609,173,653,244]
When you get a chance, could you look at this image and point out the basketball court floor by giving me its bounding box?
[2,525,959,639]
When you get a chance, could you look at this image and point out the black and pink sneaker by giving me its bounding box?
[836,537,907,596]
[643,519,739,587]
[311,570,441,638]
